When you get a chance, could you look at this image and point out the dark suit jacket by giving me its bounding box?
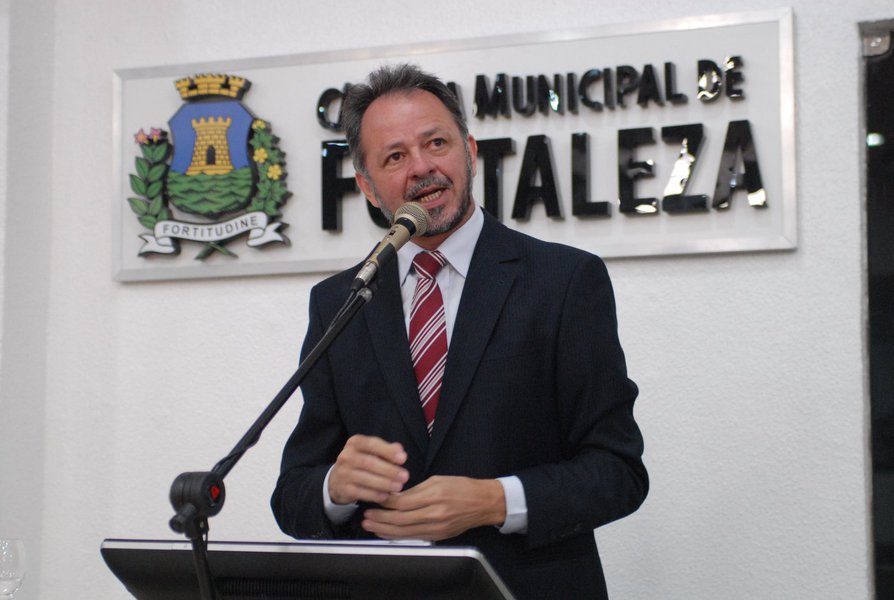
[272,212,647,599]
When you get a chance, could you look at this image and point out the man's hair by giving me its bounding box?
[341,64,468,176]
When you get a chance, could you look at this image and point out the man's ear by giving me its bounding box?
[467,134,478,177]
[356,172,379,208]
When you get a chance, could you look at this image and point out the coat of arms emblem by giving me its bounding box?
[127,74,290,259]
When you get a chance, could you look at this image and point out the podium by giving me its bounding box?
[101,539,516,599]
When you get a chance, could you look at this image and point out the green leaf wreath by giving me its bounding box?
[127,120,290,260]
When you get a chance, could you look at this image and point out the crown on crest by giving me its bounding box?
[175,74,250,100]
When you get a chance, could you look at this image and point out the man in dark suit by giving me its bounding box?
[272,64,647,599]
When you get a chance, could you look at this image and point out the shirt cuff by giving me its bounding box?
[496,476,528,534]
[322,465,358,525]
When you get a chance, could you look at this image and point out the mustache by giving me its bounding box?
[404,175,453,201]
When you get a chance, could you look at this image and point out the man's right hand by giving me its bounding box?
[328,435,409,505]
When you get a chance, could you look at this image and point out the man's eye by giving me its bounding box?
[432,138,446,147]
[387,152,402,163]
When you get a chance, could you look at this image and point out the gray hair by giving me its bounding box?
[341,64,468,176]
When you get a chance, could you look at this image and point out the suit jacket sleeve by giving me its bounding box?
[514,254,648,550]
[270,284,355,540]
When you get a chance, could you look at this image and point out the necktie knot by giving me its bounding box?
[413,251,447,280]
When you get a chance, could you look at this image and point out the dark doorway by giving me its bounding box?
[865,20,894,598]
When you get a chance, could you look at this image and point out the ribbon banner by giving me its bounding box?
[139,212,286,255]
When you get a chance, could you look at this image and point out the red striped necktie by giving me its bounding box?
[409,251,448,435]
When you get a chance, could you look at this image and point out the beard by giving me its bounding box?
[371,144,474,237]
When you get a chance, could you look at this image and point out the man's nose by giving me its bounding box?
[407,151,436,178]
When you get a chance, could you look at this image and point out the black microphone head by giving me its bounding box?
[394,202,430,237]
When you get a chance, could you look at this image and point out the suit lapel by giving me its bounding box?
[364,258,430,456]
[426,214,520,468]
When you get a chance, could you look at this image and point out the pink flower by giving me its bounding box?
[134,129,149,144]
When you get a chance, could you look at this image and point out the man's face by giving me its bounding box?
[355,90,478,249]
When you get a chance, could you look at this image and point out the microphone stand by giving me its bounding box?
[167,285,375,600]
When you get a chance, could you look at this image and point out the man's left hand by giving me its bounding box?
[361,476,506,541]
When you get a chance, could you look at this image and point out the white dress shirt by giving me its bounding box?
[323,205,528,534]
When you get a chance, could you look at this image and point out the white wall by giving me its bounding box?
[0,1,52,599]
[0,0,7,347]
[0,0,887,598]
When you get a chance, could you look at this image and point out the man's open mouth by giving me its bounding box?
[414,189,444,204]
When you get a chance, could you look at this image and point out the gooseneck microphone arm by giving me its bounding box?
[167,202,430,600]
[351,201,430,291]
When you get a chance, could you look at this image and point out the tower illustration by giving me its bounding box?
[186,116,234,175]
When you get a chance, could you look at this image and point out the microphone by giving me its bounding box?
[351,202,430,290]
